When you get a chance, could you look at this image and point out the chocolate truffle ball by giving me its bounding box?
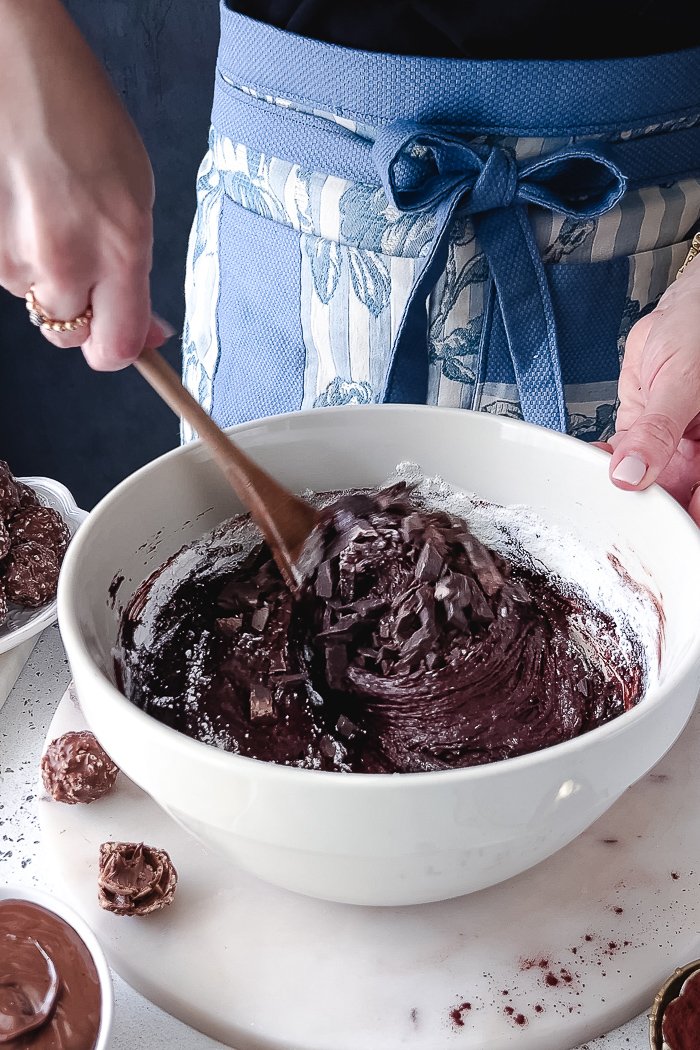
[41,730,119,804]
[4,542,59,607]
[98,842,178,916]
[0,461,20,521]
[10,505,71,561]
[14,481,41,511]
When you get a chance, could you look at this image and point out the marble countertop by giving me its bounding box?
[0,626,653,1050]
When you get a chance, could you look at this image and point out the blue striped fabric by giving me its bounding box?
[181,5,700,443]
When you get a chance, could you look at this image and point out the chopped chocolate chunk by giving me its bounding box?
[10,505,71,560]
[314,559,334,599]
[336,714,359,739]
[41,730,119,804]
[0,518,10,560]
[4,542,59,607]
[415,541,443,582]
[216,615,243,636]
[319,734,343,762]
[251,605,270,632]
[98,841,177,916]
[249,684,276,723]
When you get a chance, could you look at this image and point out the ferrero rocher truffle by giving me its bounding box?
[14,480,41,511]
[98,842,177,916]
[10,505,71,559]
[0,464,71,618]
[0,460,20,520]
[41,730,119,804]
[4,541,60,607]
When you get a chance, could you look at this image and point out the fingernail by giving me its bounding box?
[153,313,177,338]
[612,454,647,487]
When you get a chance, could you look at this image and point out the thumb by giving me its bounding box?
[610,368,699,492]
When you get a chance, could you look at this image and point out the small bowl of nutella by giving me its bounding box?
[0,884,113,1049]
[650,959,700,1050]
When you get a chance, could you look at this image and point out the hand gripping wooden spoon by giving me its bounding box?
[133,347,320,590]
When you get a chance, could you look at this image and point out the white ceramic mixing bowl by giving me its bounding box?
[57,406,700,906]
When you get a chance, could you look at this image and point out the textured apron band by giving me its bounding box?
[217,2,700,134]
[213,75,700,191]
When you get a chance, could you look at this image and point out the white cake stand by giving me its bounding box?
[38,687,700,1050]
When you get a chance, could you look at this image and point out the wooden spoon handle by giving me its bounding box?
[133,347,319,587]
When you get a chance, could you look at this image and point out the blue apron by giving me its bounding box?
[181,4,700,442]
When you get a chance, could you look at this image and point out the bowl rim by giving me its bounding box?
[0,883,114,1049]
[57,404,700,787]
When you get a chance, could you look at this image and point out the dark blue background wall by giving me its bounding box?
[0,1,220,510]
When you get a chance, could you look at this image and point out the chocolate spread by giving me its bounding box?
[662,969,700,1050]
[0,899,101,1048]
[116,483,646,773]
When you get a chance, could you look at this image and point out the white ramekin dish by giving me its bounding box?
[0,883,113,1048]
[0,476,87,657]
[1,477,87,712]
[57,405,700,906]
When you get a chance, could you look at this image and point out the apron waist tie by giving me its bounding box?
[372,120,628,430]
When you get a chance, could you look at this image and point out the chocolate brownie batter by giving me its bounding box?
[0,898,101,1049]
[116,483,646,773]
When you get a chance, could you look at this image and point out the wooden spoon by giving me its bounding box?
[133,346,320,590]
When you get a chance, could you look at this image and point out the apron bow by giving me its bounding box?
[373,120,628,429]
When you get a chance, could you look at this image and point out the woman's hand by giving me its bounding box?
[0,0,171,369]
[607,250,700,525]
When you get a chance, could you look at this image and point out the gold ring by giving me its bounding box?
[25,285,93,333]
[677,231,700,279]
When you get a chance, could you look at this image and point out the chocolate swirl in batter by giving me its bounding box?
[116,483,647,773]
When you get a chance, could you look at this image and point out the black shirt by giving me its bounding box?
[224,1,698,59]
